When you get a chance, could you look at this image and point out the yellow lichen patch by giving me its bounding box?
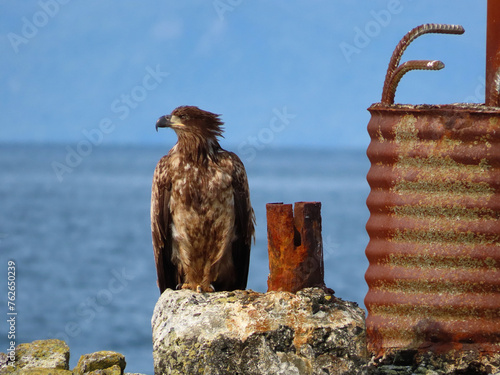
[440,136,464,151]
[391,229,498,246]
[370,303,499,321]
[477,133,493,149]
[374,279,497,295]
[489,116,499,128]
[392,180,495,198]
[392,114,464,156]
[377,128,386,143]
[485,257,498,269]
[390,114,496,205]
[391,205,498,221]
[387,252,499,270]
[394,155,491,177]
[393,115,418,144]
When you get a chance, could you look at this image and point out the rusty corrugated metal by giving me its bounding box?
[365,20,500,360]
[365,103,500,356]
[267,202,327,293]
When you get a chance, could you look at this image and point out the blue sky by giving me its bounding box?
[1,1,487,149]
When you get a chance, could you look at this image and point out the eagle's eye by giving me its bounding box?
[179,114,189,120]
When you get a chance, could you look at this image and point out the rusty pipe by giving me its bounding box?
[486,0,500,107]
[266,202,329,293]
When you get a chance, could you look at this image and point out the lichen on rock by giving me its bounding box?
[367,348,500,375]
[11,339,69,371]
[8,370,72,375]
[152,287,367,375]
[73,351,126,375]
[0,340,140,375]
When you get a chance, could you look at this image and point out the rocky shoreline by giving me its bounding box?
[2,288,500,374]
[0,339,145,375]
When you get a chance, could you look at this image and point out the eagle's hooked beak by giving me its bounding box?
[156,115,172,132]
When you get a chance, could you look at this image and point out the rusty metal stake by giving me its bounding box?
[266,202,330,293]
[486,0,500,106]
[381,23,464,105]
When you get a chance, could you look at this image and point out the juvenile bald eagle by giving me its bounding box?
[151,106,255,293]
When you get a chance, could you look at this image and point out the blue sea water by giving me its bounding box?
[0,143,370,374]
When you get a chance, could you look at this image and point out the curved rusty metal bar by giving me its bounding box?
[383,60,445,105]
[381,23,465,105]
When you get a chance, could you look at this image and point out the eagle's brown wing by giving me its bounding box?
[151,155,178,293]
[227,151,255,290]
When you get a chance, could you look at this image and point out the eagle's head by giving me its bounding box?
[156,106,224,140]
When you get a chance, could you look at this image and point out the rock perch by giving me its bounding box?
[152,288,367,375]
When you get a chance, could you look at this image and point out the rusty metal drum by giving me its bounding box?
[365,103,500,356]
[364,23,500,360]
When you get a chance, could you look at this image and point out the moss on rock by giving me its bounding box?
[13,369,72,375]
[73,352,125,375]
[0,341,144,375]
[152,288,367,374]
[14,339,70,371]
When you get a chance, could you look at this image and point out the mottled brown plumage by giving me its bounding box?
[151,106,255,293]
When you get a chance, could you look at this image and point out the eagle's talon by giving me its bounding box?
[194,284,215,293]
